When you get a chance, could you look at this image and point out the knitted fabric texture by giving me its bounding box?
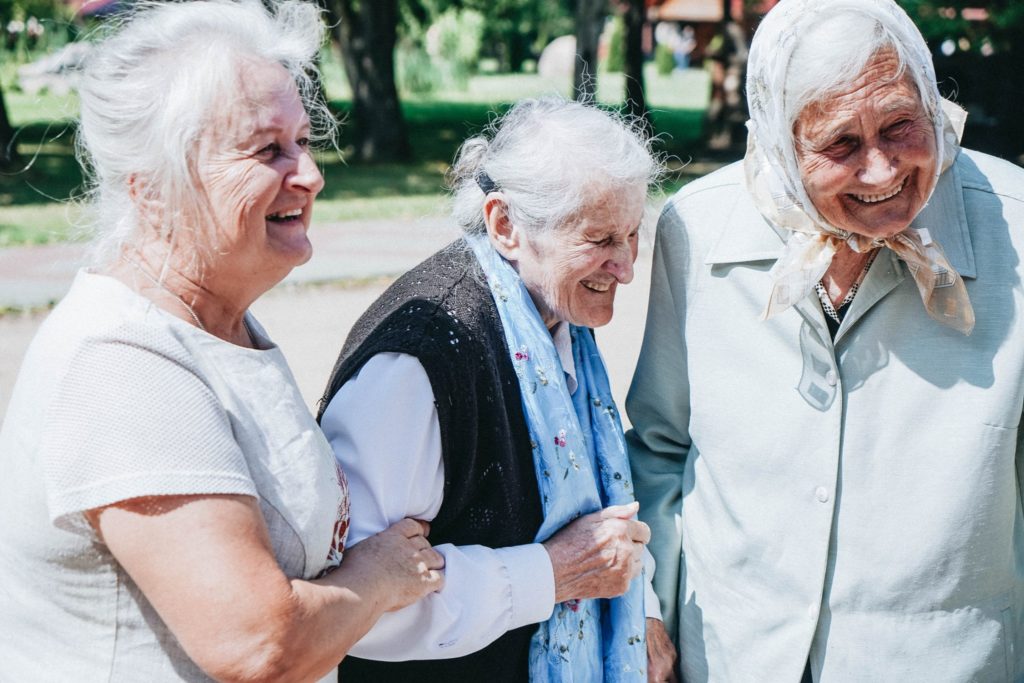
[319,240,544,682]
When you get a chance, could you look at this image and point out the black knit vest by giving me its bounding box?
[318,241,544,682]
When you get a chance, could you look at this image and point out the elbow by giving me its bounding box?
[190,598,315,683]
[194,636,295,683]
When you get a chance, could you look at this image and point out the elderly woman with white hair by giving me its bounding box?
[627,0,1024,681]
[317,97,678,682]
[0,2,444,681]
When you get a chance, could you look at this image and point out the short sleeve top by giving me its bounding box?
[0,270,349,681]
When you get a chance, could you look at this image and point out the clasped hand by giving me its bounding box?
[543,501,650,602]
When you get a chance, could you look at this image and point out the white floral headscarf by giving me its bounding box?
[744,0,974,334]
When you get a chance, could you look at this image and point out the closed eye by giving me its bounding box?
[885,120,912,138]
[255,142,281,159]
[825,136,858,158]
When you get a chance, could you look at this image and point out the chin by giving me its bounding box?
[573,310,614,329]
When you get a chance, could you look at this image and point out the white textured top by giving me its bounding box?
[322,323,659,661]
[0,270,348,682]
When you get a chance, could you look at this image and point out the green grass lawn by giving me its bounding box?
[0,54,710,247]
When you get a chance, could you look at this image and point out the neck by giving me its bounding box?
[111,246,254,347]
[821,246,874,307]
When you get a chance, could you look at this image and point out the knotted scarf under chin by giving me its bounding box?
[743,102,975,336]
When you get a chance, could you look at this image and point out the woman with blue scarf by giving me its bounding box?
[317,97,677,682]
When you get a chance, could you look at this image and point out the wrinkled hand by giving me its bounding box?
[646,617,678,682]
[543,501,650,602]
[344,518,445,612]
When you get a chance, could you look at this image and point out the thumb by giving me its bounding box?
[600,500,640,520]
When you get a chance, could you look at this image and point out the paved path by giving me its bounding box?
[0,215,655,422]
[0,215,462,311]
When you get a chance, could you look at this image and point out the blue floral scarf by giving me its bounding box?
[467,235,647,682]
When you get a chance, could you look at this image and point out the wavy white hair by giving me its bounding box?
[448,97,663,238]
[76,0,331,268]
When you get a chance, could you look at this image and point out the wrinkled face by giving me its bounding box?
[196,59,324,286]
[514,188,644,329]
[794,50,937,240]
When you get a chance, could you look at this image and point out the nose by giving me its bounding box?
[604,241,635,284]
[289,149,325,197]
[858,145,897,186]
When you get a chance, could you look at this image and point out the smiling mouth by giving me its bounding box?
[266,208,303,223]
[850,178,906,204]
[581,280,612,293]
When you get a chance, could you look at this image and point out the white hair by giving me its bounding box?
[783,11,938,134]
[76,0,331,268]
[448,97,663,237]
[744,0,945,235]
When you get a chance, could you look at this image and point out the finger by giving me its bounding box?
[600,501,640,520]
[628,519,651,544]
[427,569,445,591]
[420,547,445,570]
[396,518,431,538]
[392,518,422,537]
[629,550,644,579]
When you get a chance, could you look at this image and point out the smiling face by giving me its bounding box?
[195,58,324,290]
[793,50,937,240]
[510,187,645,329]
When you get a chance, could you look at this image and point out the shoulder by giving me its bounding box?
[655,161,766,261]
[659,161,749,235]
[663,161,746,214]
[955,148,1024,205]
[348,241,496,352]
[324,241,502,407]
[23,272,199,393]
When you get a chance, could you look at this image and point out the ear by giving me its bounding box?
[483,192,522,262]
[127,174,162,228]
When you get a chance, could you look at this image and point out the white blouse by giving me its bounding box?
[321,323,660,661]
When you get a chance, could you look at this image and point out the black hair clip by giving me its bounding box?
[476,172,500,195]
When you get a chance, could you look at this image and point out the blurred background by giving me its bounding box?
[1,0,1022,250]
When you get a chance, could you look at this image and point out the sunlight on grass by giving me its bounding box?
[1,50,711,246]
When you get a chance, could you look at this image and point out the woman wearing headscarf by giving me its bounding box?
[0,2,443,681]
[318,97,678,682]
[627,0,1024,680]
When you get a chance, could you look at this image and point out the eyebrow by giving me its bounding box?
[249,122,312,137]
[807,98,923,143]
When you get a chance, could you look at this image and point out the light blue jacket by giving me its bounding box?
[626,149,1024,682]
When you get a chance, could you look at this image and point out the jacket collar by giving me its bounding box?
[703,155,976,278]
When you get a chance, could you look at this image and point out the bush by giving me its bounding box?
[605,15,624,73]
[398,44,441,96]
[654,44,675,76]
[426,8,485,90]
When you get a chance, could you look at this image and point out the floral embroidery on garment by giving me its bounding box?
[468,235,646,682]
[319,459,350,577]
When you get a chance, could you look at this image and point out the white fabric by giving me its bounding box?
[323,344,660,660]
[0,270,347,682]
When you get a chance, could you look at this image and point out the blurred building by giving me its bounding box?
[646,0,779,66]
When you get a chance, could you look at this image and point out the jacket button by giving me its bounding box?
[825,370,838,386]
[815,486,830,503]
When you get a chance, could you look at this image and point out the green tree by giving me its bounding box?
[573,0,606,101]
[321,0,412,162]
[0,82,18,169]
[621,0,650,132]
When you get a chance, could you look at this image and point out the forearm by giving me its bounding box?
[349,542,554,661]
[275,566,392,680]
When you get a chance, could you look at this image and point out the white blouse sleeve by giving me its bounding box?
[320,352,555,660]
